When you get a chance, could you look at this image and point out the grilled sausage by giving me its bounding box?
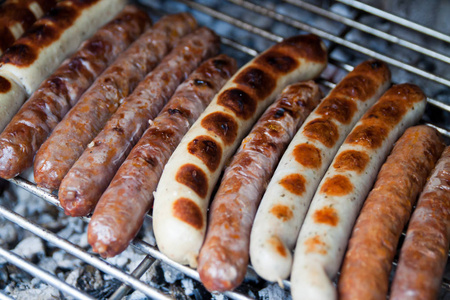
[0,0,126,95]
[390,146,450,300]
[153,34,328,267]
[249,60,391,283]
[0,75,27,133]
[87,54,236,257]
[290,83,427,300]
[34,13,197,190]
[0,5,151,179]
[197,81,322,292]
[59,27,220,217]
[0,0,57,54]
[338,125,445,300]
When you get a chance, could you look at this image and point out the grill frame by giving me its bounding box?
[0,0,449,299]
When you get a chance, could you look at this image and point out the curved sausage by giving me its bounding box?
[197,81,322,292]
[59,27,220,217]
[290,83,427,300]
[87,54,236,257]
[249,60,391,283]
[33,13,197,190]
[0,5,151,179]
[338,125,445,300]
[0,0,126,95]
[0,0,57,54]
[153,34,328,267]
[390,146,450,300]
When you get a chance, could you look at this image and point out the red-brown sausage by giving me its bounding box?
[197,81,322,292]
[59,27,220,217]
[390,145,450,300]
[87,54,237,257]
[338,125,445,300]
[33,13,197,190]
[0,5,151,179]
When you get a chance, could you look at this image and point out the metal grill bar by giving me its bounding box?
[336,0,450,43]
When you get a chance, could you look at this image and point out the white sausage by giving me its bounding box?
[0,75,26,132]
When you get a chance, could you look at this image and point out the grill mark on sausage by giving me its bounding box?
[175,164,208,198]
[293,143,322,169]
[304,235,327,255]
[313,206,339,226]
[254,50,299,74]
[269,236,288,257]
[279,173,306,196]
[0,27,16,52]
[316,97,357,124]
[270,204,294,221]
[333,150,370,174]
[188,136,222,172]
[328,75,377,102]
[233,67,276,99]
[173,197,203,229]
[303,118,339,148]
[201,112,238,145]
[346,122,389,149]
[217,88,257,120]
[0,76,12,93]
[272,34,327,63]
[320,174,353,196]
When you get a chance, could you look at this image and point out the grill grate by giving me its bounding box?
[0,0,449,299]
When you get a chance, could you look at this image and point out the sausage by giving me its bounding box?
[87,54,236,257]
[59,27,220,217]
[290,83,427,300]
[0,0,127,95]
[249,59,391,283]
[390,146,450,300]
[338,125,445,300]
[197,81,322,292]
[0,75,27,133]
[0,5,151,179]
[0,0,57,54]
[153,34,328,267]
[33,13,197,190]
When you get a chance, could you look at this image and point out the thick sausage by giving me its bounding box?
[153,34,328,267]
[290,83,427,300]
[0,75,27,133]
[59,27,220,217]
[197,81,322,292]
[87,54,236,257]
[33,13,197,190]
[390,146,450,300]
[338,125,445,300]
[0,5,151,179]
[0,0,126,95]
[249,60,391,283]
[0,0,57,54]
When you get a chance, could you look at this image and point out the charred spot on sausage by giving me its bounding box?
[175,164,208,198]
[201,112,238,145]
[172,197,203,229]
[187,136,222,172]
[233,67,276,99]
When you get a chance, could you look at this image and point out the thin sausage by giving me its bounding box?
[290,83,427,300]
[59,27,220,217]
[33,13,197,190]
[87,54,236,257]
[0,5,151,178]
[197,81,322,292]
[249,60,391,283]
[153,34,328,267]
[338,125,445,300]
[390,145,450,300]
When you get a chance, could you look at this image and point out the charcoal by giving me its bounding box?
[170,283,192,300]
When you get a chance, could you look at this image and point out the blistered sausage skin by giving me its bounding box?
[153,34,328,267]
[87,54,236,257]
[290,84,427,300]
[338,125,445,300]
[0,0,57,54]
[0,5,151,179]
[249,60,391,283]
[0,0,126,95]
[59,27,220,217]
[390,146,450,300]
[33,13,197,191]
[197,81,322,292]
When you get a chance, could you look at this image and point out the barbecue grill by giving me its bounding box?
[0,0,449,299]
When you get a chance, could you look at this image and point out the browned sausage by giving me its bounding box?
[33,13,197,190]
[338,125,445,300]
[0,5,151,179]
[197,81,322,292]
[59,27,220,217]
[87,54,237,257]
[390,145,450,300]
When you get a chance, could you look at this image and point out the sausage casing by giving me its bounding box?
[87,54,236,257]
